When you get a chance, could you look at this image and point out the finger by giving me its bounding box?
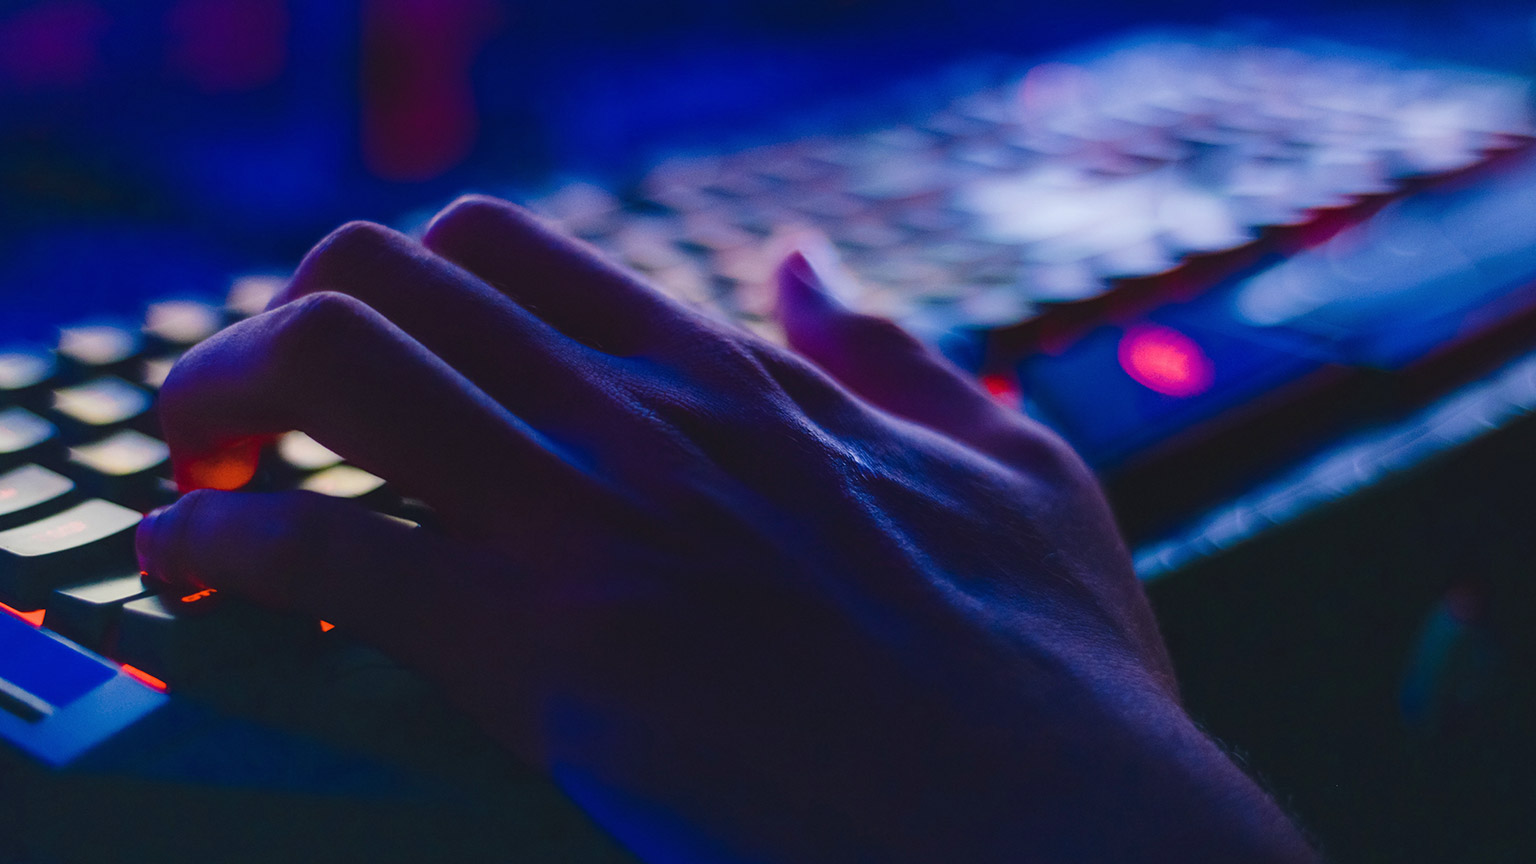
[135,489,540,743]
[160,291,585,524]
[269,221,606,420]
[422,195,713,356]
[775,247,1015,448]
[136,489,461,641]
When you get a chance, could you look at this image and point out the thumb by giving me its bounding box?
[775,243,1011,450]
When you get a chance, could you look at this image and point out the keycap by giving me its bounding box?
[0,464,75,531]
[0,407,61,470]
[0,611,167,767]
[529,182,622,239]
[275,431,343,473]
[114,589,318,682]
[0,611,114,721]
[68,430,171,510]
[140,355,177,391]
[56,324,141,379]
[300,465,387,504]
[143,300,223,352]
[44,572,155,652]
[225,274,285,320]
[0,348,57,409]
[0,499,140,610]
[50,377,153,442]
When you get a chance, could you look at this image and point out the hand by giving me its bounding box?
[137,197,1317,863]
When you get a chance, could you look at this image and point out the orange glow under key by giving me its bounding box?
[0,602,46,627]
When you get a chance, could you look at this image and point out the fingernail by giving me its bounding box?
[136,506,167,578]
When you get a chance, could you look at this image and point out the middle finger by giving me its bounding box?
[271,220,614,425]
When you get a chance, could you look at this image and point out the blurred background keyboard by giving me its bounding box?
[6,1,1536,861]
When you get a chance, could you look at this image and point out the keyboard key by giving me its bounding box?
[275,431,343,473]
[0,611,115,717]
[0,465,75,531]
[68,430,172,509]
[529,182,623,239]
[225,274,285,320]
[140,355,177,391]
[56,324,141,379]
[0,408,61,470]
[44,572,155,652]
[142,300,223,352]
[300,464,387,504]
[114,589,318,682]
[0,348,57,409]
[50,377,153,442]
[0,499,140,610]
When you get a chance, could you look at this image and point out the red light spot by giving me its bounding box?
[120,664,168,692]
[1118,324,1215,398]
[0,602,45,627]
[980,373,1021,408]
[181,443,261,492]
[180,588,217,603]
[319,620,335,632]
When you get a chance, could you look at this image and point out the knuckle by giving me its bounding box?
[291,221,405,297]
[314,220,400,266]
[275,290,370,344]
[663,325,764,378]
[422,195,516,249]
[1005,422,1093,481]
[267,291,374,374]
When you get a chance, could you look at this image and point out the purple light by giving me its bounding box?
[167,0,290,93]
[0,1,109,91]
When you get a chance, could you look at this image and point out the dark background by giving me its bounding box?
[0,0,1533,339]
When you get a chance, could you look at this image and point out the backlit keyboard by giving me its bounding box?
[3,29,1536,862]
[507,33,1536,540]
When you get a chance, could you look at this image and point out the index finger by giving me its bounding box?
[160,291,589,525]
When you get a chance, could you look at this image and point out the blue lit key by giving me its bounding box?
[0,611,167,767]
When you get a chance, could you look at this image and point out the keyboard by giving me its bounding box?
[513,32,1536,537]
[0,293,639,862]
[3,28,1536,862]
